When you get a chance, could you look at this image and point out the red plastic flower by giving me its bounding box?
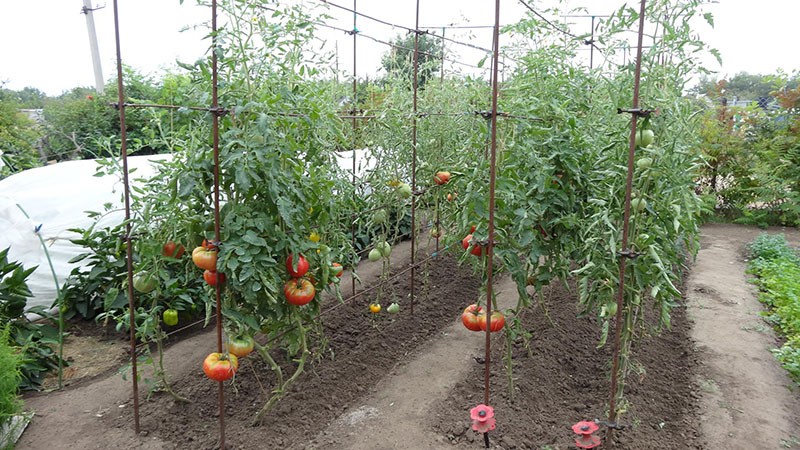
[572,420,601,449]
[469,404,496,433]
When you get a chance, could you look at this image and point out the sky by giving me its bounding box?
[2,1,799,96]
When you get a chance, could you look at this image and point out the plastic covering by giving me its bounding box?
[0,155,172,310]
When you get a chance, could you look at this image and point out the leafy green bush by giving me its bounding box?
[747,233,800,383]
[0,247,63,391]
[0,324,22,434]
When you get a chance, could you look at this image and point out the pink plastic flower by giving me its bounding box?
[469,404,496,433]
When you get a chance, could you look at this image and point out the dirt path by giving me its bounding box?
[687,223,800,449]
[307,276,518,450]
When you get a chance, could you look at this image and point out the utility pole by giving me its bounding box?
[81,0,105,93]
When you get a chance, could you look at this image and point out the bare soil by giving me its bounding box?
[16,224,800,449]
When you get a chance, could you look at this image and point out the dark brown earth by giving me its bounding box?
[18,225,800,450]
[431,279,701,449]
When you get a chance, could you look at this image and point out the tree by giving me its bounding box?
[380,32,443,89]
[0,95,42,177]
[692,72,800,103]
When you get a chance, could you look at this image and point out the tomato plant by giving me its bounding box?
[284,278,315,306]
[286,254,310,278]
[202,352,238,382]
[461,304,484,331]
[478,311,505,332]
[192,246,218,271]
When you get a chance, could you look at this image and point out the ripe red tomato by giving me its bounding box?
[478,311,505,332]
[162,241,185,258]
[331,263,344,278]
[286,254,310,278]
[434,171,451,185]
[284,278,316,306]
[462,234,484,256]
[192,246,218,271]
[227,335,255,358]
[461,304,484,331]
[203,270,226,286]
[202,352,238,382]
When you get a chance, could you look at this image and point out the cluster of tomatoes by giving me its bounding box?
[461,304,505,333]
[192,240,225,287]
[203,335,256,382]
[283,254,316,306]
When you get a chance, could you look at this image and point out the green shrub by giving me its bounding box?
[747,234,800,383]
[0,247,63,391]
[0,324,22,431]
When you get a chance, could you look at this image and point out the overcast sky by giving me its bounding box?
[2,1,798,96]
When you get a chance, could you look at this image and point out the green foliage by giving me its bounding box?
[0,324,22,433]
[380,33,443,90]
[747,233,800,383]
[0,93,42,178]
[695,73,800,226]
[0,247,63,391]
[692,72,800,102]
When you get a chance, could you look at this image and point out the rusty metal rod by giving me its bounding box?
[111,0,140,435]
[483,0,502,439]
[410,0,420,316]
[350,0,358,301]
[210,1,226,449]
[607,0,648,446]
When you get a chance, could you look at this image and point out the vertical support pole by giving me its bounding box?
[410,0,420,315]
[82,0,105,93]
[440,27,445,84]
[589,16,595,70]
[607,0,647,446]
[350,0,358,299]
[482,0,502,447]
[111,0,139,434]
[210,1,226,449]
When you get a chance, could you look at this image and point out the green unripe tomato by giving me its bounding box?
[387,303,400,314]
[636,157,653,170]
[634,129,655,148]
[605,301,618,317]
[368,248,382,262]
[631,197,647,212]
[377,241,392,257]
[372,210,388,224]
[133,271,157,293]
[397,183,413,199]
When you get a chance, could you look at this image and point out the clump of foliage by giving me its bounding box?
[695,74,800,227]
[0,324,22,438]
[0,89,43,179]
[747,233,800,383]
[0,247,63,391]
